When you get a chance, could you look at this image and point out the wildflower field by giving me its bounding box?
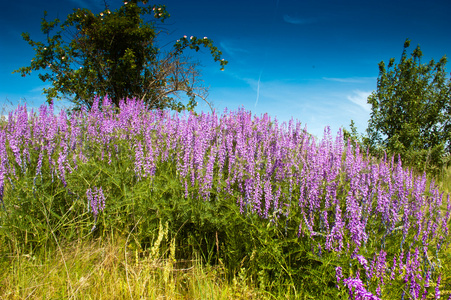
[1,96,450,299]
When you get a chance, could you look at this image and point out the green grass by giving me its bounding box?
[2,169,450,299]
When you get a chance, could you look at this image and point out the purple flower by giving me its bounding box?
[375,249,387,281]
[354,254,369,273]
[343,274,381,300]
[87,186,106,219]
[335,266,343,288]
[435,274,441,300]
[389,255,397,281]
[0,130,8,202]
[199,145,217,201]
[134,140,144,177]
[263,179,273,218]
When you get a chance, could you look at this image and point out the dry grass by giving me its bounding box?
[0,234,268,300]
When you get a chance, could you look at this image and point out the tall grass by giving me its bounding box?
[1,96,450,299]
[0,234,266,299]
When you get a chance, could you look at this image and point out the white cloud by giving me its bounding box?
[283,15,316,25]
[347,90,372,112]
[219,41,250,58]
[323,77,376,83]
[29,84,51,93]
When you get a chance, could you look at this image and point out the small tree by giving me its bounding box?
[13,0,227,111]
[366,39,451,173]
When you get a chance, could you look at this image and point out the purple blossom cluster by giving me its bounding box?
[343,273,382,300]
[1,96,450,298]
[86,186,106,231]
[86,186,106,218]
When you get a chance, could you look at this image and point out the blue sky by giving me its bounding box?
[1,0,451,138]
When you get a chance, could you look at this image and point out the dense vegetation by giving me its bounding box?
[6,1,451,298]
[1,97,450,298]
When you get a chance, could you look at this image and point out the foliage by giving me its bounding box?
[13,0,227,111]
[1,98,451,298]
[343,119,367,148]
[366,39,451,174]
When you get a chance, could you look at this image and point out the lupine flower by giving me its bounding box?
[134,140,144,177]
[343,274,381,300]
[354,254,369,273]
[335,266,343,288]
[435,274,441,299]
[0,130,7,209]
[263,179,272,218]
[87,186,106,220]
[389,255,397,281]
[422,269,431,300]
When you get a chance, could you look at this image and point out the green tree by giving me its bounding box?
[343,120,362,145]
[366,39,451,173]
[13,0,227,111]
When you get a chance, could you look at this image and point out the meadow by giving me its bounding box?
[0,96,450,299]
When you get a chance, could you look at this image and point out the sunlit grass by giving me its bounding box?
[0,234,268,299]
